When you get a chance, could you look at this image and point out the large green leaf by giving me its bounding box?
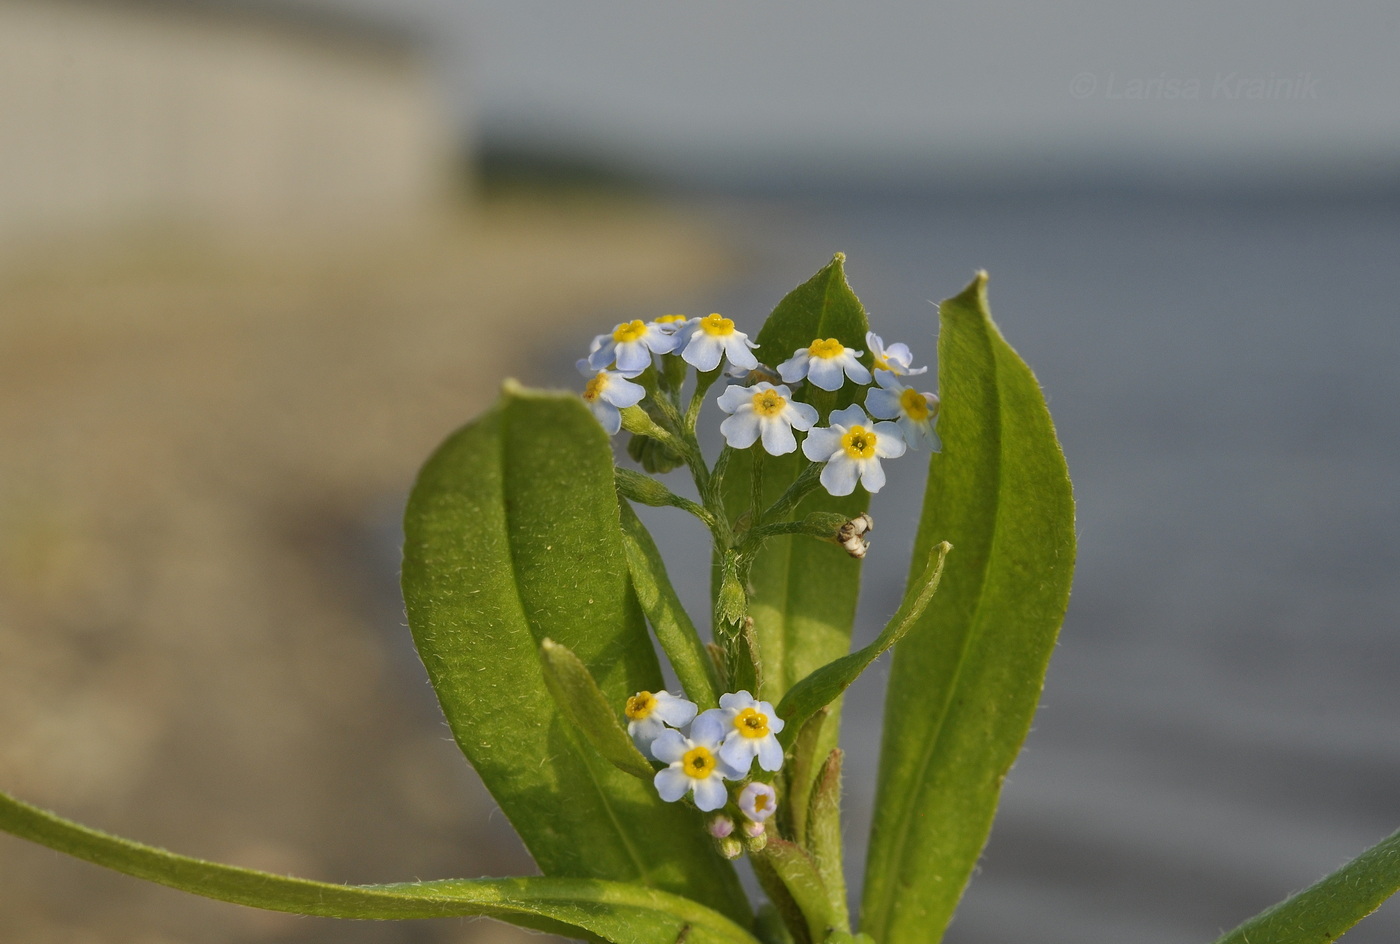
[861,273,1075,943]
[1211,828,1400,944]
[717,256,874,848]
[0,789,760,944]
[720,254,873,706]
[402,383,748,922]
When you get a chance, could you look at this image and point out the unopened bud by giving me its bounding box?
[708,815,735,839]
[836,513,874,558]
[718,837,743,859]
[743,830,768,853]
[742,820,766,839]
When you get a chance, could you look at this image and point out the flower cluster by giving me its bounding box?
[625,689,784,819]
[579,311,941,496]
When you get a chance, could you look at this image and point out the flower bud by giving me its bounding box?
[707,815,735,839]
[718,837,744,860]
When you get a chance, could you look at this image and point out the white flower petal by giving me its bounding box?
[654,767,691,803]
[722,336,760,371]
[690,710,727,745]
[776,350,810,383]
[859,458,887,494]
[785,400,819,430]
[589,401,621,435]
[820,456,860,496]
[719,691,754,710]
[899,416,937,452]
[718,737,756,773]
[864,387,899,419]
[682,334,723,371]
[628,714,665,745]
[806,357,846,391]
[650,729,689,765]
[614,343,653,373]
[720,411,762,449]
[872,422,907,458]
[843,358,872,385]
[588,344,616,370]
[802,427,843,462]
[759,418,797,455]
[829,404,870,429]
[692,776,730,812]
[601,375,646,409]
[715,384,752,414]
[759,704,784,733]
[757,736,785,772]
[653,691,698,727]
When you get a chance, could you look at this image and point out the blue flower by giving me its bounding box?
[623,690,697,760]
[693,690,786,774]
[652,728,745,811]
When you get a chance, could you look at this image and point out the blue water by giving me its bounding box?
[593,187,1400,944]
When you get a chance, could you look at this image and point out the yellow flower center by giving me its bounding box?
[752,793,772,813]
[873,353,891,370]
[682,746,717,778]
[751,389,786,416]
[625,691,656,720]
[808,338,845,359]
[841,426,877,459]
[700,313,736,336]
[900,387,932,421]
[734,707,770,739]
[655,314,689,324]
[612,320,648,343]
[582,373,608,402]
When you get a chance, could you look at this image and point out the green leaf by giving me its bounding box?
[539,638,656,781]
[861,273,1075,943]
[776,541,950,748]
[0,789,760,944]
[619,501,723,709]
[1211,828,1400,944]
[720,253,873,705]
[805,750,849,934]
[402,383,748,923]
[719,255,873,843]
[753,839,842,943]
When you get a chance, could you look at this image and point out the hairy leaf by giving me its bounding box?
[540,638,656,781]
[776,542,950,747]
[402,383,747,922]
[1212,828,1400,944]
[619,501,722,709]
[862,273,1075,943]
[0,789,759,944]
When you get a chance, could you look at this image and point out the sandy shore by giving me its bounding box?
[0,197,730,944]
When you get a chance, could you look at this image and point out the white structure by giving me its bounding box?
[0,0,455,244]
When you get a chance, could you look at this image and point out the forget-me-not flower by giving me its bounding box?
[588,319,681,373]
[715,382,818,456]
[801,404,906,496]
[777,338,871,391]
[652,727,746,811]
[680,314,759,373]
[865,369,941,452]
[694,690,786,774]
[577,359,645,435]
[865,331,928,376]
[624,690,698,760]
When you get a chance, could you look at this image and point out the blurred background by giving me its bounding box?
[1,1,1397,942]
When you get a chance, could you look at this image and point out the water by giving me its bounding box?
[622,186,1400,943]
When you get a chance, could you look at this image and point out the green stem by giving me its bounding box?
[749,449,765,528]
[762,462,824,522]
